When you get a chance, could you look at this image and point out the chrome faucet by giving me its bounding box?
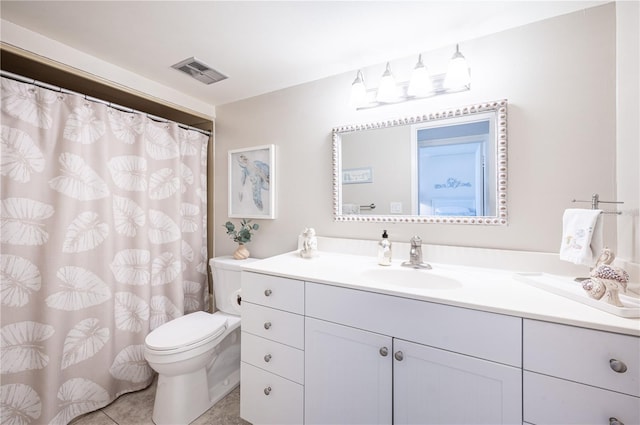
[402,236,432,269]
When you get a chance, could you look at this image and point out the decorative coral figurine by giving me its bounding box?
[581,248,630,307]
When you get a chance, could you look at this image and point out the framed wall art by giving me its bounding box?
[228,144,276,219]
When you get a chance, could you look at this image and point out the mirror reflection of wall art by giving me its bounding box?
[228,144,276,219]
[343,167,373,184]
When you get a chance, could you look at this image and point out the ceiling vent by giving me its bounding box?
[171,57,227,85]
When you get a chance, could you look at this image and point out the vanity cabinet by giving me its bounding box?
[393,338,522,424]
[304,282,522,425]
[523,319,640,425]
[305,317,392,424]
[240,273,305,425]
[240,268,639,425]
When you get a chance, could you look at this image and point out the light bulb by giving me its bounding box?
[408,54,433,97]
[376,62,398,103]
[443,44,471,89]
[349,70,368,108]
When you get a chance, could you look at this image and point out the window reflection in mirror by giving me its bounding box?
[333,100,507,225]
[411,112,495,217]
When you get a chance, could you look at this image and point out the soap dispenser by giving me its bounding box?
[378,230,392,266]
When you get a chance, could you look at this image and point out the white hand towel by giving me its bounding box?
[559,208,603,266]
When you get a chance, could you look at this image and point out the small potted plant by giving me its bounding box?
[224,218,260,259]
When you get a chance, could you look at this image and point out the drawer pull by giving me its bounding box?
[264,354,272,363]
[394,351,404,361]
[264,386,272,396]
[610,417,624,425]
[264,289,272,297]
[379,347,388,357]
[609,359,628,373]
[264,321,272,330]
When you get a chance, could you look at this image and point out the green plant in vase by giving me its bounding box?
[224,219,259,259]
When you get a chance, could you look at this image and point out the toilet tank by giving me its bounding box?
[210,256,259,315]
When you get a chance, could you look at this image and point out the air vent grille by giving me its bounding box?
[171,57,227,85]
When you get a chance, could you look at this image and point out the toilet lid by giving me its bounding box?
[145,311,228,351]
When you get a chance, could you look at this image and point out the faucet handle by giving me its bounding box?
[410,236,422,246]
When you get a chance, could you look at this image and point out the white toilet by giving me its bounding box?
[144,256,257,425]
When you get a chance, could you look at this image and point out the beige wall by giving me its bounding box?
[216,3,631,260]
[341,125,412,215]
[616,1,640,264]
[3,3,635,265]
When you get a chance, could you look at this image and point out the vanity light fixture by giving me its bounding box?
[376,62,399,103]
[350,44,471,110]
[349,70,368,108]
[443,44,471,89]
[408,54,433,97]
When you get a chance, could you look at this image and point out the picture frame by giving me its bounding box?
[228,144,276,219]
[342,167,373,184]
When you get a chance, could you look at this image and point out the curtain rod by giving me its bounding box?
[0,70,212,137]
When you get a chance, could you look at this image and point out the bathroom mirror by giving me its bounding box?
[333,100,507,224]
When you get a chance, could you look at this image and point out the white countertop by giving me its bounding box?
[242,250,640,337]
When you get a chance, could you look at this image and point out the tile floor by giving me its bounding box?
[70,378,249,425]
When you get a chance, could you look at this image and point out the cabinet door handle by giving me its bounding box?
[264,322,272,330]
[264,289,272,296]
[394,351,404,361]
[264,354,272,363]
[379,347,388,357]
[610,359,627,373]
[264,386,272,396]
[610,417,624,425]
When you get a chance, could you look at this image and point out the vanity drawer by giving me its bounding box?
[242,302,304,349]
[242,272,304,314]
[305,282,521,367]
[524,371,640,425]
[241,331,304,384]
[240,362,303,425]
[524,319,639,396]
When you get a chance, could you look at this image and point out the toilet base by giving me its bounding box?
[152,367,210,425]
[151,367,241,425]
[209,368,240,408]
[150,326,241,425]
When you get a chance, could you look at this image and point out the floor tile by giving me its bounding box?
[101,381,157,425]
[70,376,248,425]
[69,410,118,425]
[191,387,250,425]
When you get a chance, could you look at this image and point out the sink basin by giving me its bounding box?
[360,268,462,289]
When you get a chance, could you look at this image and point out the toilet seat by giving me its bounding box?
[145,311,228,354]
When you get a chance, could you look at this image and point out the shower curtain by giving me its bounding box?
[0,76,209,424]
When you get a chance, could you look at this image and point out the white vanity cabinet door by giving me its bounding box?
[524,371,640,425]
[393,338,522,425]
[304,317,393,425]
[241,362,303,425]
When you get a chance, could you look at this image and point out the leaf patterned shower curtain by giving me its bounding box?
[0,77,209,424]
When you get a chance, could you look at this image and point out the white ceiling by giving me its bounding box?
[1,1,606,107]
